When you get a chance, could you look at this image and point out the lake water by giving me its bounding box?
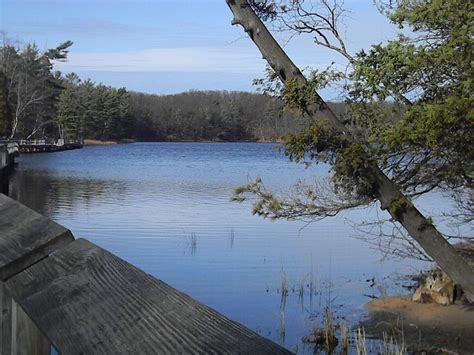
[9,143,427,353]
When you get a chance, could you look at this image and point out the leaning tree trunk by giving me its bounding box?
[225,0,474,302]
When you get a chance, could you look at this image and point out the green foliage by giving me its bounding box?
[389,194,414,222]
[255,64,345,113]
[333,143,378,198]
[233,177,284,217]
[284,119,343,163]
[45,41,74,61]
[349,40,420,102]
[56,76,132,141]
[56,86,79,139]
[283,78,316,113]
[293,0,474,197]
[245,0,473,220]
[350,0,473,194]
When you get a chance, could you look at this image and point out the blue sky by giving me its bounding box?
[1,0,399,98]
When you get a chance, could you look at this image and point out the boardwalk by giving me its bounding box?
[17,139,82,154]
[0,194,292,354]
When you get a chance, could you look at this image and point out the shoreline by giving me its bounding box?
[363,296,474,353]
[83,139,285,145]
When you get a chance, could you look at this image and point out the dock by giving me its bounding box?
[0,193,292,354]
[0,143,18,194]
[17,139,82,154]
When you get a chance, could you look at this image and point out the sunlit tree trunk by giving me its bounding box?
[225,0,474,302]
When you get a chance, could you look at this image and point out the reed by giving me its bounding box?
[228,228,235,249]
[322,306,338,353]
[280,270,289,296]
[340,321,349,354]
[189,232,197,255]
[355,327,367,355]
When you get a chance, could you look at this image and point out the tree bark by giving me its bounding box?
[225,0,474,302]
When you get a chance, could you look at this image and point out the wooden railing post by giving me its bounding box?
[1,282,49,355]
[0,194,74,355]
[0,281,13,355]
[10,300,50,355]
[0,145,6,169]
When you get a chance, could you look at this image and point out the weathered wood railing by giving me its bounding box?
[6,144,19,158]
[17,139,81,146]
[0,143,18,169]
[0,144,19,195]
[16,140,82,154]
[0,194,291,354]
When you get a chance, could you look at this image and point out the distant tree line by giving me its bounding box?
[129,90,311,142]
[55,84,313,142]
[1,39,347,142]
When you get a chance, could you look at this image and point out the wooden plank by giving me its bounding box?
[0,282,3,353]
[0,172,7,196]
[0,281,13,355]
[11,300,50,355]
[0,194,74,280]
[0,146,10,194]
[0,281,12,355]
[1,285,49,355]
[6,239,292,354]
[0,149,6,169]
[0,194,63,355]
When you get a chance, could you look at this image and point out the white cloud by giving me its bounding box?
[54,47,266,74]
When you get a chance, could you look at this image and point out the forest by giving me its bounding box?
[129,90,309,142]
[0,40,338,143]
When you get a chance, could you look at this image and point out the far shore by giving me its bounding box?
[83,138,285,145]
[83,139,118,145]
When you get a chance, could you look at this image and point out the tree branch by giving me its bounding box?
[225,0,474,302]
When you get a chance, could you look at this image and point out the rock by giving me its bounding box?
[413,270,455,305]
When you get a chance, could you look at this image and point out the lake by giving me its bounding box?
[9,142,427,353]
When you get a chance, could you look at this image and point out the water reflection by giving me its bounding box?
[9,168,128,218]
[227,228,235,249]
[9,143,423,353]
[279,271,289,346]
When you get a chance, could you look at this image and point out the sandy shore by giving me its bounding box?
[364,296,474,353]
[83,139,118,145]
